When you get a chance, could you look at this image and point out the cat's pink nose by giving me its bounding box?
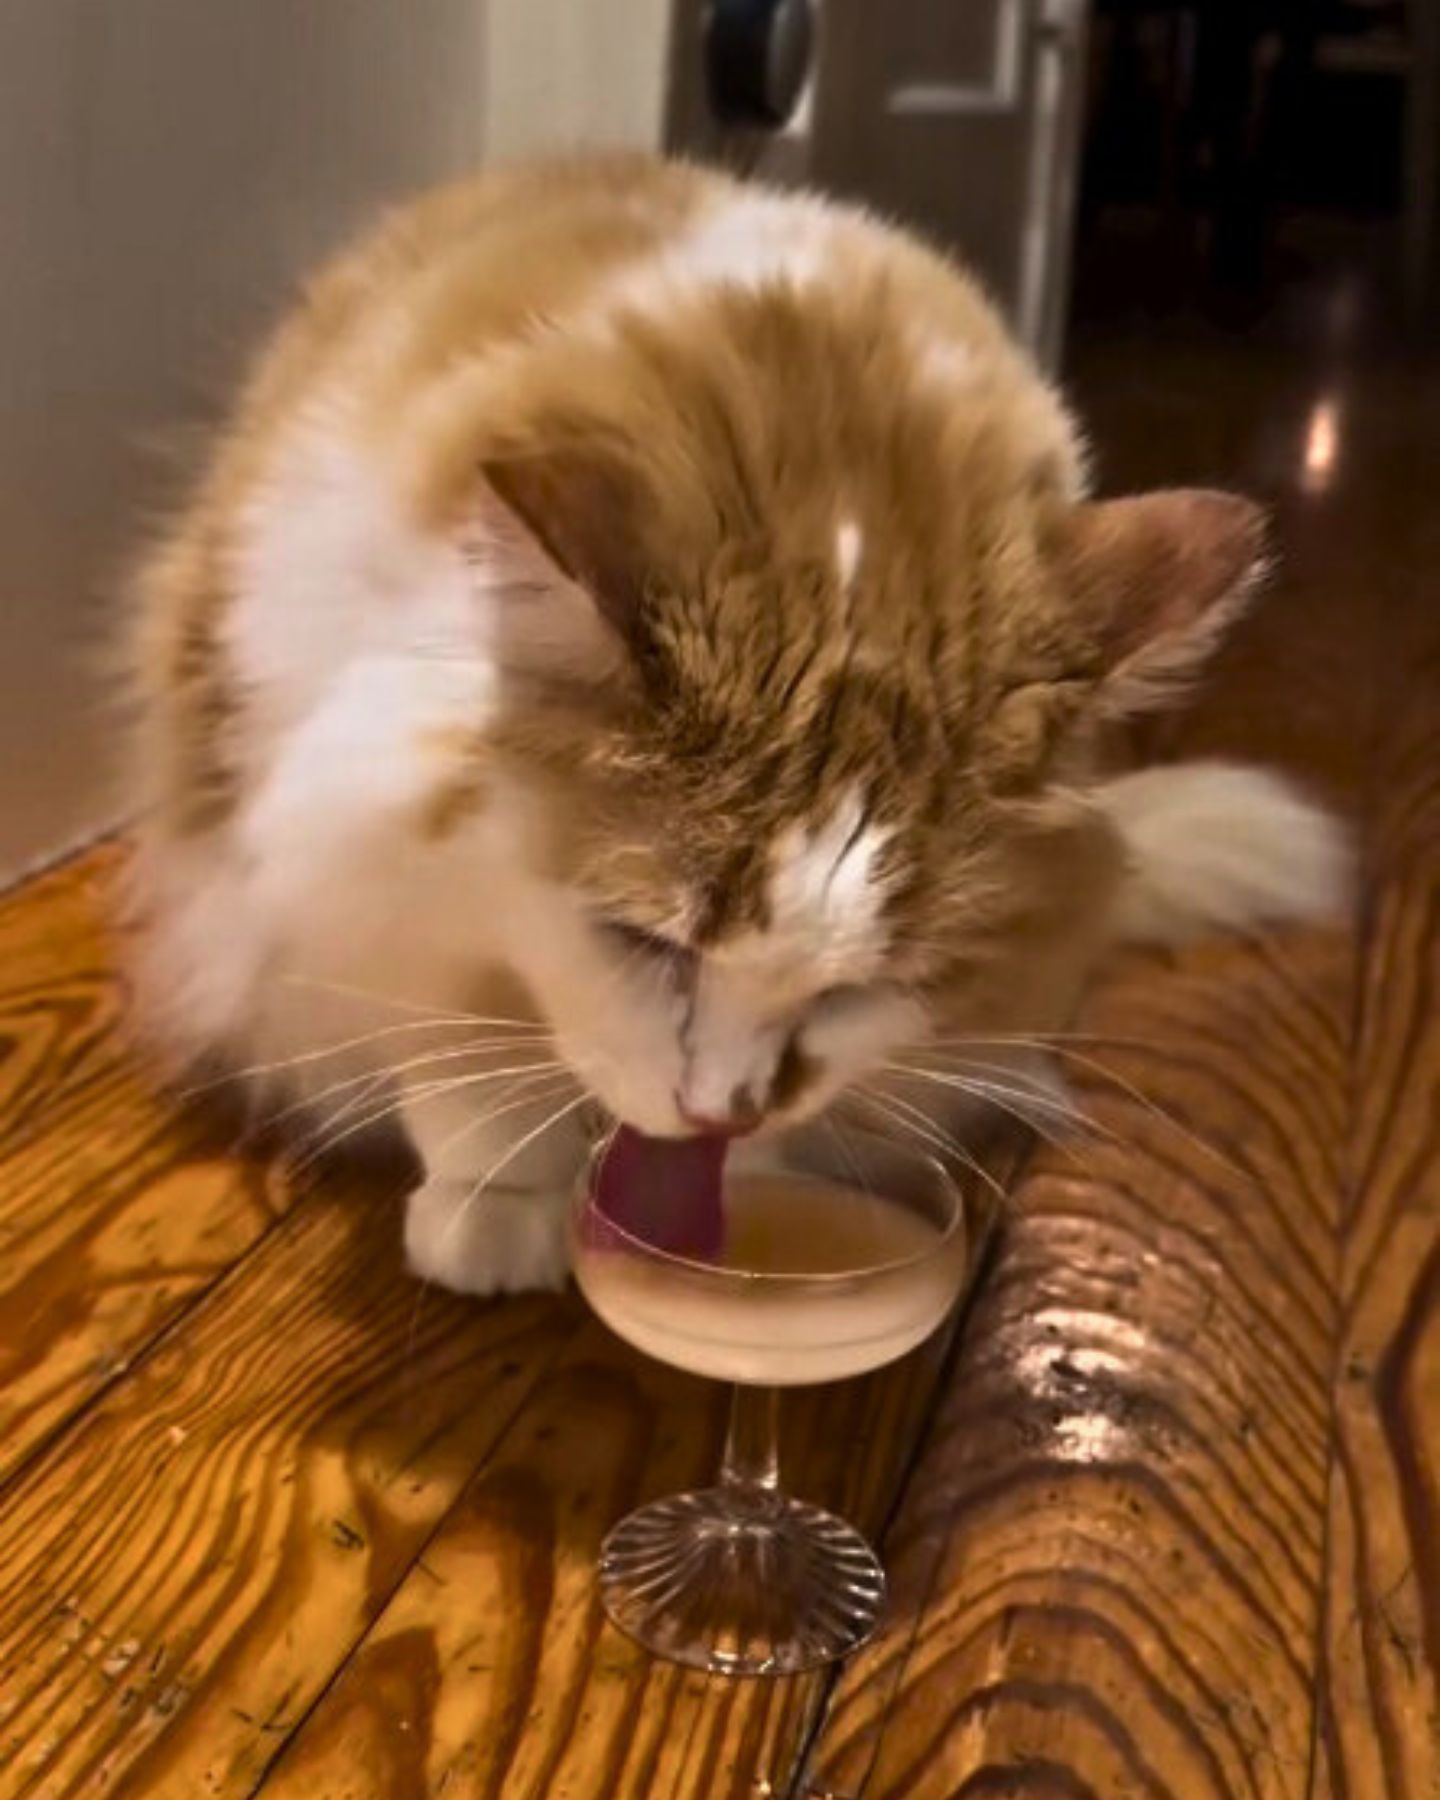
[676,1090,762,1138]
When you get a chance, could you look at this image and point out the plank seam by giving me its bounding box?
[0,1182,311,1511]
[788,1220,1011,1800]
[1302,734,1384,1798]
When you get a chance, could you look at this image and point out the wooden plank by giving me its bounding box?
[0,1185,971,1800]
[0,1138,971,1799]
[803,929,1350,1798]
[249,1265,973,1797]
[0,845,292,1487]
[0,1181,576,1798]
[1310,494,1440,1797]
[1314,850,1440,1798]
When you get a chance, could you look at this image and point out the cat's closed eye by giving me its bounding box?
[595,915,693,965]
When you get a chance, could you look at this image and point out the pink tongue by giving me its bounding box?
[592,1126,729,1259]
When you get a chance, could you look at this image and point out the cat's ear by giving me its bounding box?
[481,449,646,633]
[1059,489,1270,716]
[464,463,638,685]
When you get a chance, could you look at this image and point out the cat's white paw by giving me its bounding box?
[403,1178,570,1296]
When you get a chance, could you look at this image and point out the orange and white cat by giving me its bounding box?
[125,155,1346,1293]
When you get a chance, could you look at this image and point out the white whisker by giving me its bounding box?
[259,1039,559,1129]
[922,1029,1168,1052]
[289,1060,565,1174]
[845,1089,1007,1204]
[442,1092,593,1252]
[426,1069,579,1170]
[889,1057,1105,1137]
[883,1064,1113,1178]
[822,1112,872,1193]
[928,1036,1243,1178]
[283,973,542,1028]
[887,1064,1083,1148]
[180,1018,550,1100]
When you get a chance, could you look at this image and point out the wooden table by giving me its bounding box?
[1,320,1437,1797]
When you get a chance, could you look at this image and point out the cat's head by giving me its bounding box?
[406,285,1267,1139]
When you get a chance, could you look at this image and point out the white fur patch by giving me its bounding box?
[663,192,836,291]
[241,652,492,879]
[664,795,894,1128]
[918,338,978,388]
[1096,762,1351,943]
[156,422,544,1088]
[595,192,844,330]
[230,426,617,769]
[768,794,888,948]
[230,434,480,741]
[835,518,863,591]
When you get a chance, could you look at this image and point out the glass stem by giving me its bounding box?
[720,1384,780,1496]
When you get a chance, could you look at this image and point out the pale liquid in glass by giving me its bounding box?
[575,1172,960,1386]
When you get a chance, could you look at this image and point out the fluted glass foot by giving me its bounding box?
[598,1484,885,1676]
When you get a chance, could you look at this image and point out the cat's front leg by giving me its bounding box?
[398,1080,586,1297]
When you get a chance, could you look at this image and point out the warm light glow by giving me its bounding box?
[1301,397,1342,494]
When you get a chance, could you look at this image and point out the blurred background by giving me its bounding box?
[1,0,1434,877]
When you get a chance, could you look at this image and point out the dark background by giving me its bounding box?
[1072,0,1434,333]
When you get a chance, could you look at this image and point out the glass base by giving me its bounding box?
[598,1485,886,1676]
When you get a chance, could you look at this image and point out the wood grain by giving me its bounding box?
[0,1176,575,1798]
[1317,846,1440,1798]
[805,930,1351,1799]
[0,1169,973,1800]
[1309,399,1440,1799]
[0,846,291,1489]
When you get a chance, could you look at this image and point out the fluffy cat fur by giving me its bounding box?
[123,155,1348,1294]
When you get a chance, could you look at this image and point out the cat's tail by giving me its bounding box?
[1094,761,1352,945]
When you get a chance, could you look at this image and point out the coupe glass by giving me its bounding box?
[570,1130,969,1676]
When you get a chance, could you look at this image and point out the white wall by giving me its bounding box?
[483,0,674,160]
[0,0,673,880]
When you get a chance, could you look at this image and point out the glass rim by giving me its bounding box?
[573,1133,969,1288]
